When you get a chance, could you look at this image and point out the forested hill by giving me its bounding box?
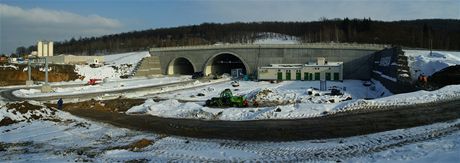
[20,18,460,55]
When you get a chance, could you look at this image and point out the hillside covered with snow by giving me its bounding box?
[252,32,300,44]
[75,51,150,81]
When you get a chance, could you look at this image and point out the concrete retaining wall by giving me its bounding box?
[150,44,381,80]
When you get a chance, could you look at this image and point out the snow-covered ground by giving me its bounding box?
[128,79,460,121]
[404,50,460,80]
[104,51,150,65]
[1,100,460,162]
[127,80,396,120]
[12,76,192,98]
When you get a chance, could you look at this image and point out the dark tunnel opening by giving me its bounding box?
[170,58,194,75]
[209,53,247,76]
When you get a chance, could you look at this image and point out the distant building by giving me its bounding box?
[37,41,53,57]
[45,55,104,65]
[258,57,343,81]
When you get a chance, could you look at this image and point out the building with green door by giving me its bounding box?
[258,57,343,81]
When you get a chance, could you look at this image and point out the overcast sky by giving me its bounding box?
[1,0,459,54]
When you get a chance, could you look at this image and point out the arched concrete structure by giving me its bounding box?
[167,57,195,75]
[203,52,250,76]
[149,44,387,80]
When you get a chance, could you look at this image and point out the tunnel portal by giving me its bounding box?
[205,53,247,76]
[167,57,194,75]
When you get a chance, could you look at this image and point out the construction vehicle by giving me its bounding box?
[205,89,248,107]
[87,79,102,85]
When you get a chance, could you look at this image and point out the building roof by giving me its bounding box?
[260,62,343,69]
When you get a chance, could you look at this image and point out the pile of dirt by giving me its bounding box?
[46,98,145,113]
[1,101,59,126]
[7,101,44,114]
[250,88,295,107]
[430,65,460,89]
[0,63,81,86]
[0,117,15,126]
[125,139,154,150]
[109,139,154,151]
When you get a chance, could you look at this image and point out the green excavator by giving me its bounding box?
[205,89,248,107]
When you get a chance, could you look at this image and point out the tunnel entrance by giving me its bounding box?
[167,57,194,75]
[205,53,247,76]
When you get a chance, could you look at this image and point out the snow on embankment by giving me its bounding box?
[404,50,460,80]
[127,84,460,121]
[12,76,191,98]
[75,51,150,81]
[253,32,300,44]
[104,51,150,65]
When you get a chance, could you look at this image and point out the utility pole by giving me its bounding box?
[26,59,33,86]
[41,57,52,93]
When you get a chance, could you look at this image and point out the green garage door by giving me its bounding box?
[304,72,309,80]
[296,72,301,80]
[286,72,291,80]
[314,72,320,80]
[277,72,283,80]
[334,73,340,81]
[326,73,331,80]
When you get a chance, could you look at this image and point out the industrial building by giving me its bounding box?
[45,55,104,65]
[37,41,54,57]
[258,57,343,81]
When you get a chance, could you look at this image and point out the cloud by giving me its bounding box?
[0,4,122,54]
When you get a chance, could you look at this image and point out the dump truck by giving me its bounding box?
[205,89,248,107]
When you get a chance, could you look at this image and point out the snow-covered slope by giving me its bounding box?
[253,32,300,44]
[104,51,150,65]
[404,50,460,80]
[75,51,150,81]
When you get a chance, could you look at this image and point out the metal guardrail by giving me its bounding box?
[150,43,388,52]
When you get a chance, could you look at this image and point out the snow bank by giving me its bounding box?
[13,76,191,98]
[128,82,459,121]
[127,98,340,121]
[0,64,19,70]
[404,50,460,80]
[369,84,460,105]
[75,65,121,80]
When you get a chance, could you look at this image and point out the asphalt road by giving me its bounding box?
[62,98,460,141]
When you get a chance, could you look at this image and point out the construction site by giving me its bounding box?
[1,42,460,162]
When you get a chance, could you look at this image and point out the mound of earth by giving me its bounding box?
[0,101,60,126]
[45,98,145,113]
[430,65,460,88]
[0,64,81,86]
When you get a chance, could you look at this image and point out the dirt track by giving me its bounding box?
[51,98,460,141]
